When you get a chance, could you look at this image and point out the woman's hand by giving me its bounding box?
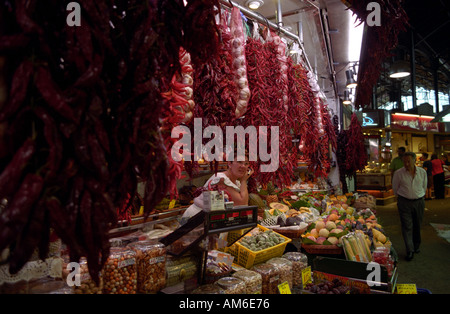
[240,167,254,182]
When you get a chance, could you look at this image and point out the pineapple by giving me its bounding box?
[265,182,279,204]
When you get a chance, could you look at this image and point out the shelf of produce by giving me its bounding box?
[109,207,187,236]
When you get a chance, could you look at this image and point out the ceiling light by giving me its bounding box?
[389,60,410,78]
[343,90,351,105]
[345,69,357,89]
[246,0,264,10]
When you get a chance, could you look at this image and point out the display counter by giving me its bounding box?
[356,172,392,190]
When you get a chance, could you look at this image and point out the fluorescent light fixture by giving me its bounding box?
[393,113,418,117]
[245,0,264,10]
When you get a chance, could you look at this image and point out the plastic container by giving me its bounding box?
[226,225,291,268]
[165,255,197,287]
[127,241,166,293]
[73,258,103,294]
[102,247,137,294]
[232,269,262,294]
[251,263,281,294]
[266,257,293,291]
[282,252,308,287]
[215,276,246,294]
[204,250,233,284]
[191,283,225,294]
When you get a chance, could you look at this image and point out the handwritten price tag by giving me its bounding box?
[278,281,291,294]
[396,284,417,294]
[301,266,312,289]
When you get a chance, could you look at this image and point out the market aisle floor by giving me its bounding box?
[376,198,450,294]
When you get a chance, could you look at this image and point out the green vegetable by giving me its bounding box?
[291,199,311,209]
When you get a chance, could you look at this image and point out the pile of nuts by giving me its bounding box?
[101,247,137,294]
[251,263,280,294]
[266,257,293,291]
[232,269,262,294]
[282,252,308,287]
[215,277,246,294]
[128,241,166,294]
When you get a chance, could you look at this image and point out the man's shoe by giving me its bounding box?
[406,252,414,261]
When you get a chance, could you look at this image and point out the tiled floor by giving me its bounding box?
[376,197,450,294]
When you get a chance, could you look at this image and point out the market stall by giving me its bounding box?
[0,0,413,295]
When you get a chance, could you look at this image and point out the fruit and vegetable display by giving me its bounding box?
[253,188,391,261]
[301,197,390,252]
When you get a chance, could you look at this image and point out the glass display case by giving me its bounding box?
[356,161,392,190]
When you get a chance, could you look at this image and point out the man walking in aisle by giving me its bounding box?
[392,152,427,261]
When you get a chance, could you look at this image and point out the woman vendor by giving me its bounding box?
[181,156,254,224]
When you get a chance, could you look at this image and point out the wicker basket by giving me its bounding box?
[302,244,343,255]
[271,225,309,239]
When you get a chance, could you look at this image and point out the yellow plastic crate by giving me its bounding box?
[226,227,252,244]
[226,225,292,269]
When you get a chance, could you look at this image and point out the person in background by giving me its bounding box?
[389,146,406,174]
[444,153,450,166]
[181,154,254,223]
[431,153,445,199]
[421,153,433,200]
[419,153,426,162]
[392,152,427,261]
[444,153,450,184]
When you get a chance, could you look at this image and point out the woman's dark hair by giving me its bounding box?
[422,152,428,158]
[431,154,438,160]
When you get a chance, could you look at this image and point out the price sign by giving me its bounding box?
[301,266,312,289]
[396,284,417,294]
[168,199,176,209]
[278,281,291,294]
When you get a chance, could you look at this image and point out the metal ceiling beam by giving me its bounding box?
[219,0,313,73]
[318,8,339,101]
